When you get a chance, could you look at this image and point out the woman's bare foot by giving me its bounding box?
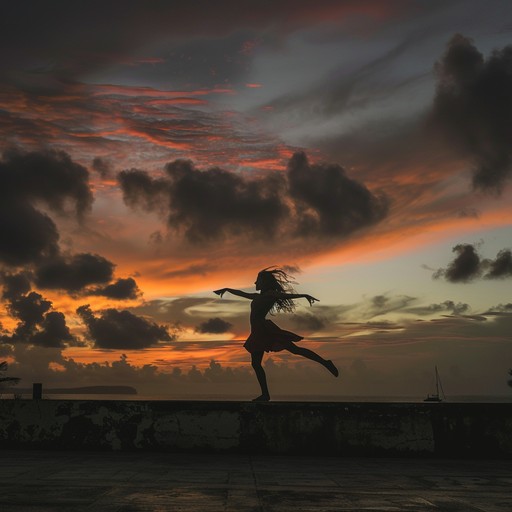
[325,360,339,377]
[252,394,270,402]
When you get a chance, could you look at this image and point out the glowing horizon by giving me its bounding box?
[1,1,512,398]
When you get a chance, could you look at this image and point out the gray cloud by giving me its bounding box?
[434,243,512,282]
[5,298,512,399]
[34,253,115,292]
[287,152,388,237]
[91,157,113,179]
[0,273,75,348]
[119,152,388,244]
[129,296,249,337]
[7,309,512,399]
[433,243,481,283]
[90,278,141,300]
[1,148,92,216]
[431,34,512,193]
[483,303,512,317]
[196,317,233,334]
[485,249,512,279]
[366,294,416,318]
[0,148,92,266]
[407,300,470,316]
[76,304,172,349]
[0,272,32,301]
[29,311,76,348]
[0,1,391,86]
[265,30,430,122]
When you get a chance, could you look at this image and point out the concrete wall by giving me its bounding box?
[0,400,511,457]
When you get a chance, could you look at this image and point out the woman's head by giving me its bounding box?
[255,267,297,313]
[255,270,282,292]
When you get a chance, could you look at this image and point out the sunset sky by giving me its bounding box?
[1,0,511,399]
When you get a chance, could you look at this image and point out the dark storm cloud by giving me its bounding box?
[0,202,59,267]
[29,312,75,348]
[91,157,112,178]
[7,292,52,329]
[433,243,481,283]
[34,253,114,292]
[119,152,388,243]
[432,34,512,193]
[0,275,75,348]
[117,169,168,213]
[0,148,92,266]
[120,160,289,242]
[90,278,141,300]
[287,152,388,236]
[0,1,393,84]
[484,249,512,279]
[0,272,32,300]
[163,159,289,242]
[1,148,92,216]
[196,317,233,334]
[125,31,258,90]
[76,304,172,349]
[434,244,512,282]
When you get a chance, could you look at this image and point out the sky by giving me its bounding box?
[0,0,511,399]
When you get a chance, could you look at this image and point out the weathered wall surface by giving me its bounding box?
[0,400,510,457]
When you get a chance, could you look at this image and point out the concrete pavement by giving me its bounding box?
[0,450,510,511]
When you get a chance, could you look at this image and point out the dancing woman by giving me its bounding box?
[214,267,338,401]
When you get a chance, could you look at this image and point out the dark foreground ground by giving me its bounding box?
[0,450,510,512]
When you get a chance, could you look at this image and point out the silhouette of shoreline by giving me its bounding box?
[10,385,137,395]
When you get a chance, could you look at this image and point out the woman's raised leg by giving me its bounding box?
[284,343,339,377]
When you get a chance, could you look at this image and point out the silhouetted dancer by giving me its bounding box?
[214,267,338,401]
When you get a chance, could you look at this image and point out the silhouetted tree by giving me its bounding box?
[508,369,512,388]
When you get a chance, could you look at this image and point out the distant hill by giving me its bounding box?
[10,385,137,395]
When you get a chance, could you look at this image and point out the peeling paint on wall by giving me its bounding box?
[0,400,510,457]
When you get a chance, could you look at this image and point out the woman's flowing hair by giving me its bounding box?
[258,267,298,314]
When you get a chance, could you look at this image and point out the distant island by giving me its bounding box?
[11,385,137,395]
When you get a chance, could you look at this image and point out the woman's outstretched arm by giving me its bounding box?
[267,292,319,305]
[214,288,258,300]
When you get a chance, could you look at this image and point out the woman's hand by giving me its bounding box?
[213,288,227,298]
[304,294,319,306]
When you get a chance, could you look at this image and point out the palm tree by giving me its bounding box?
[508,369,512,388]
[0,361,20,394]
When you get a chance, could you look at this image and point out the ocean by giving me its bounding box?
[2,393,511,402]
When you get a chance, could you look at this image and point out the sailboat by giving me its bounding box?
[424,366,446,402]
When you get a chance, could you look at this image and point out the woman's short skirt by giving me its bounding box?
[243,319,303,353]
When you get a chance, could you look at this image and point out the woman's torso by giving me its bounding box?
[250,295,276,327]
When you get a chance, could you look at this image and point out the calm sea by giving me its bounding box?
[2,393,511,402]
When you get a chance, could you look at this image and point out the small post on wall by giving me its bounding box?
[32,383,42,400]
